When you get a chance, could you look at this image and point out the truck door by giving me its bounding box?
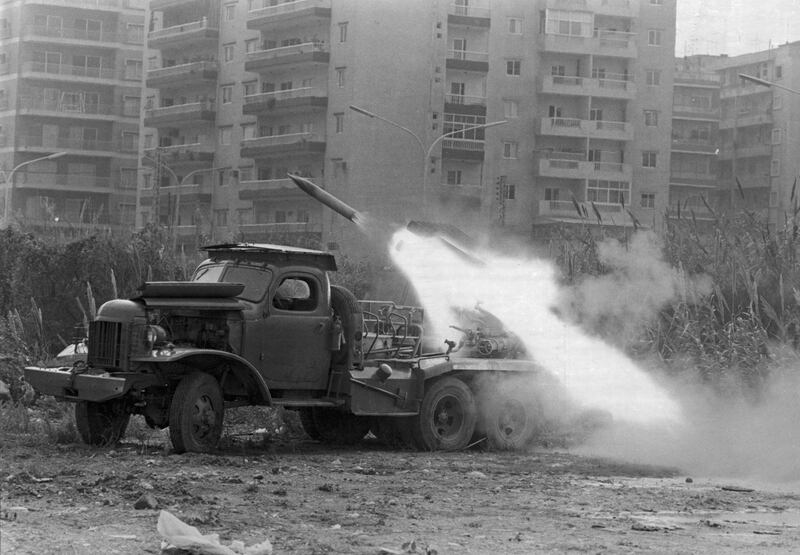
[257,272,332,390]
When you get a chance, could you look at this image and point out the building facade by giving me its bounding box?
[138,0,677,258]
[0,0,145,233]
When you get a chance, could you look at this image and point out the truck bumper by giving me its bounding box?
[23,366,145,403]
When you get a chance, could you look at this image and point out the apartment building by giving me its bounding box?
[669,54,722,219]
[0,0,145,233]
[715,42,800,226]
[139,0,677,257]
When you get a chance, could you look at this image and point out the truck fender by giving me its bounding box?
[141,349,272,405]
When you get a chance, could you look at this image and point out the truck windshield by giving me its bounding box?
[193,263,272,303]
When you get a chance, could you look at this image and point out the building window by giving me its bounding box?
[776,65,783,79]
[646,70,661,86]
[245,38,259,53]
[219,126,232,145]
[243,80,257,97]
[122,96,140,117]
[221,85,233,104]
[224,43,235,62]
[649,0,663,4]
[643,110,658,126]
[772,128,782,144]
[771,159,781,176]
[502,141,518,159]
[214,209,228,226]
[503,100,519,119]
[119,203,135,225]
[224,3,236,20]
[335,112,344,133]
[504,183,516,200]
[120,168,137,190]
[447,170,462,185]
[588,179,629,204]
[544,10,593,37]
[648,29,663,46]
[339,21,348,42]
[241,123,256,140]
[506,60,521,76]
[124,59,142,80]
[642,151,657,168]
[774,95,783,110]
[544,188,559,201]
[121,132,138,151]
[336,67,346,88]
[641,193,655,208]
[508,18,522,35]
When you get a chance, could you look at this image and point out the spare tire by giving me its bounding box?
[330,285,361,366]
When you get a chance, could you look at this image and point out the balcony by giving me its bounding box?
[240,132,326,159]
[144,100,216,128]
[719,112,773,129]
[17,96,132,120]
[144,143,215,164]
[542,30,637,58]
[443,93,487,116]
[538,199,624,221]
[437,182,482,199]
[16,171,115,192]
[148,19,219,49]
[447,1,490,27]
[720,84,774,99]
[721,143,773,159]
[20,61,118,83]
[537,117,633,141]
[540,74,636,100]
[445,50,489,73]
[242,87,327,115]
[670,139,718,154]
[536,156,632,181]
[150,0,206,9]
[17,135,135,156]
[545,0,638,17]
[247,0,331,30]
[22,0,129,11]
[441,138,485,161]
[23,24,121,46]
[674,71,719,88]
[238,178,310,201]
[146,60,218,88]
[244,42,329,73]
[669,172,719,188]
[672,102,720,120]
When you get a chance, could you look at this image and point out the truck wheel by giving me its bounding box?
[482,392,540,451]
[298,407,322,440]
[412,377,477,451]
[75,400,130,446]
[330,285,360,365]
[169,372,224,453]
[312,407,370,444]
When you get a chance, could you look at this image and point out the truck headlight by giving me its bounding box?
[144,325,168,351]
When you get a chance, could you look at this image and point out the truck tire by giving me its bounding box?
[75,400,130,446]
[298,407,322,440]
[169,372,224,453]
[330,285,359,366]
[412,376,477,451]
[312,407,370,444]
[482,391,540,451]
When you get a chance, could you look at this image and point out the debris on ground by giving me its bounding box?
[157,510,273,555]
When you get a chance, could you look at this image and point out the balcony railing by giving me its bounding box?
[246,41,329,64]
[448,2,490,19]
[544,30,637,57]
[243,86,326,105]
[444,93,487,107]
[248,0,330,17]
[24,24,119,43]
[145,100,215,119]
[22,61,117,80]
[148,19,218,42]
[441,138,486,151]
[147,60,218,81]
[446,49,489,63]
[18,96,121,116]
[18,135,126,152]
[542,74,636,98]
[241,132,323,149]
[539,199,623,219]
[23,0,124,8]
[539,117,632,139]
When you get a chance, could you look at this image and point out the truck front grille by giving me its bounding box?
[88,321,123,369]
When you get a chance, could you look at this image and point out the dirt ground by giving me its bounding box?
[3,413,800,555]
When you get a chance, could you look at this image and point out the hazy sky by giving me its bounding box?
[676,0,800,56]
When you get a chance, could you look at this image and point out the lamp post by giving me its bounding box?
[2,152,67,225]
[349,105,508,219]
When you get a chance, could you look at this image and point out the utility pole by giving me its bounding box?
[153,146,163,224]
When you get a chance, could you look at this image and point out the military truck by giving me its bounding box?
[24,242,552,453]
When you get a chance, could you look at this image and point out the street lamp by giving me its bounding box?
[2,152,67,225]
[738,73,800,95]
[349,105,508,219]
